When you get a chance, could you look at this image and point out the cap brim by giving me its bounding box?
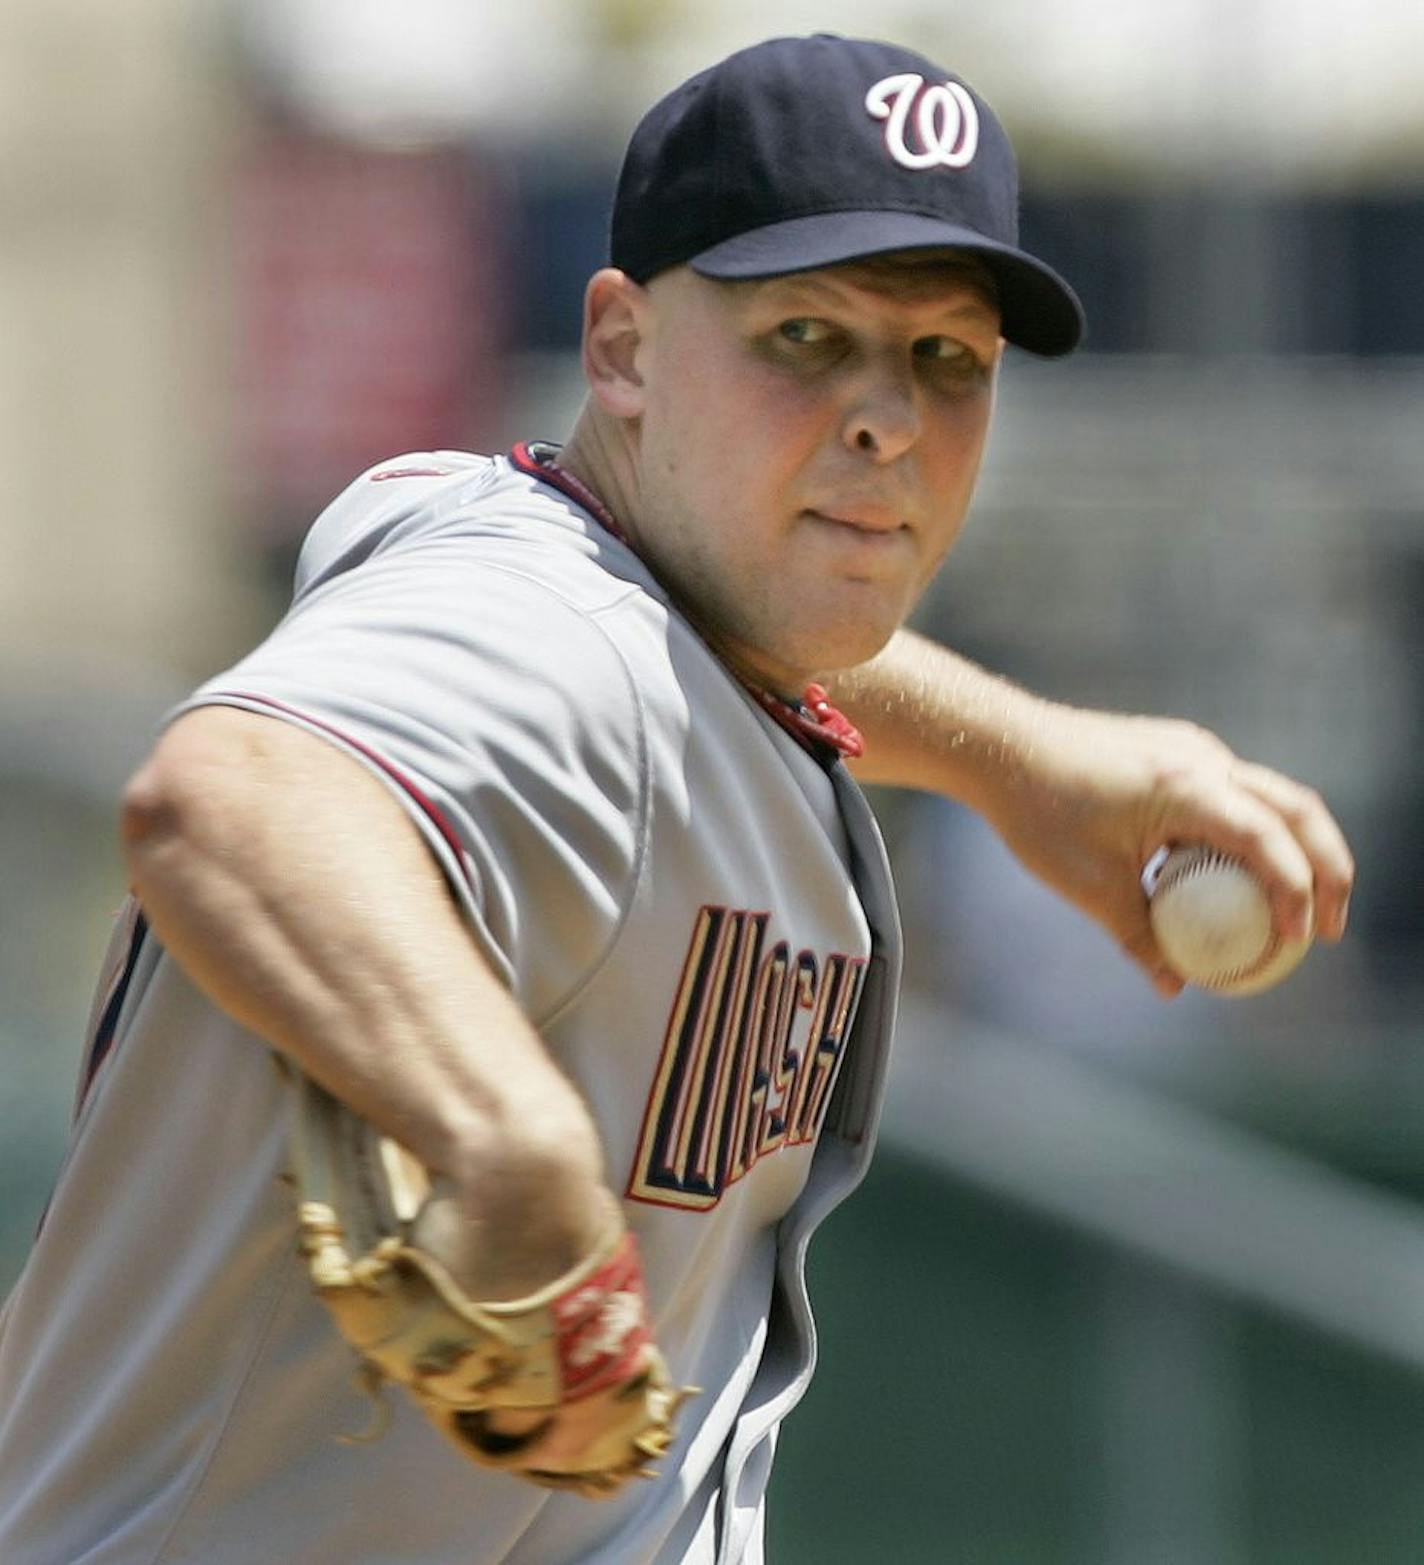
[689,211,1084,358]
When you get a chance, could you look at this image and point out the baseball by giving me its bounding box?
[1143,844,1314,995]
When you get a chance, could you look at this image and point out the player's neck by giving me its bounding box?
[541,421,797,696]
[556,412,646,555]
[524,418,864,761]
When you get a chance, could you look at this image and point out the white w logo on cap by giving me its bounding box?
[865,73,979,171]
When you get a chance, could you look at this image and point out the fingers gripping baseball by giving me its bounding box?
[1224,762,1354,941]
[1134,752,1353,949]
[1135,752,1315,920]
[988,707,1353,995]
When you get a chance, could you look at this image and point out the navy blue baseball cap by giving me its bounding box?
[611,34,1084,357]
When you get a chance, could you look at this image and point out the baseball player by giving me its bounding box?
[0,33,1351,1565]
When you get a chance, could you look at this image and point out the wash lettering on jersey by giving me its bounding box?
[627,905,868,1211]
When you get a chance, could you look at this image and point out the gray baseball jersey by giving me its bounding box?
[0,446,902,1564]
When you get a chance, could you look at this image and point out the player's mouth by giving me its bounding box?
[803,507,908,539]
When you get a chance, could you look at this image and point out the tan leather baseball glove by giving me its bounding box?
[286,1069,694,1498]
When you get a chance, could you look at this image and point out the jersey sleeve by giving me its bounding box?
[175,528,651,1026]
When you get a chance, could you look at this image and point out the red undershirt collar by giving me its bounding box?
[508,441,865,764]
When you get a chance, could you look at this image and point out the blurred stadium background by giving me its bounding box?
[2,1,1422,1559]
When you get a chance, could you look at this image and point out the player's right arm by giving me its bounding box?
[825,627,1353,992]
[120,701,619,1301]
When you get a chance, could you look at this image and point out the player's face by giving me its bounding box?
[629,256,1002,692]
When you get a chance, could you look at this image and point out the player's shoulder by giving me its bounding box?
[293,450,649,612]
[292,451,497,589]
[277,447,674,704]
[279,448,741,748]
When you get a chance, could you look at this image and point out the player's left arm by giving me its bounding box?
[824,627,1354,995]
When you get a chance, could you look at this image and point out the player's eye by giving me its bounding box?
[912,335,979,368]
[912,335,995,387]
[777,318,834,346]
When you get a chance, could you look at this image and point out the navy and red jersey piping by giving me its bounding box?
[77,907,150,1112]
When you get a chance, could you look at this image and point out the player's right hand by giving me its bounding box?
[979,703,1354,995]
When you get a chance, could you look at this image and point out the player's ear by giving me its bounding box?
[581,268,650,418]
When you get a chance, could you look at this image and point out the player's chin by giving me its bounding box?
[831,584,917,655]
[776,610,903,680]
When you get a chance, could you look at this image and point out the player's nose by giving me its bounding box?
[841,362,921,463]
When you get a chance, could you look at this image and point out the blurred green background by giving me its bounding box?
[2,2,1422,1560]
